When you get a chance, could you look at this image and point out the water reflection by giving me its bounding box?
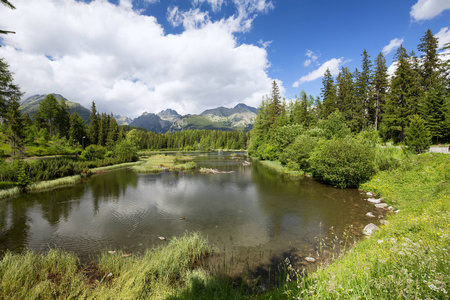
[0,153,378,266]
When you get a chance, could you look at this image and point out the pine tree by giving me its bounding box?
[418,29,440,92]
[355,50,372,131]
[321,68,337,118]
[267,80,282,127]
[56,98,70,138]
[0,58,22,117]
[88,101,99,145]
[383,45,420,142]
[69,112,86,146]
[4,96,25,160]
[405,115,431,154]
[0,0,16,35]
[335,67,356,130]
[37,94,59,136]
[106,113,119,149]
[372,53,388,131]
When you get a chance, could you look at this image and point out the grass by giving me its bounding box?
[260,153,450,299]
[0,187,20,199]
[90,161,142,173]
[259,160,305,178]
[132,155,196,173]
[0,232,216,299]
[26,175,82,192]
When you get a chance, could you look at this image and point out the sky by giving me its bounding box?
[0,0,449,118]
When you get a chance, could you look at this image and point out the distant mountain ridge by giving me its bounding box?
[20,94,257,133]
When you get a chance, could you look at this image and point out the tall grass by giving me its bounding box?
[0,232,216,299]
[132,155,196,173]
[0,187,20,199]
[26,175,82,192]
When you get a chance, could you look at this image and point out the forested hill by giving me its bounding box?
[21,94,91,123]
[20,94,257,132]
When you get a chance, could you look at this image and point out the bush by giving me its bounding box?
[375,147,402,171]
[310,137,376,188]
[114,140,138,162]
[405,115,431,154]
[317,111,351,140]
[80,145,107,161]
[279,135,319,172]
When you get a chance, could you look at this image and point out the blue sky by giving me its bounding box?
[0,0,449,117]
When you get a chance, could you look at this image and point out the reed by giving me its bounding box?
[26,175,82,192]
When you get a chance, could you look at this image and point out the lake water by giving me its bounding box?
[0,152,382,273]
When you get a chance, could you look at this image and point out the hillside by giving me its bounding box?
[21,94,91,123]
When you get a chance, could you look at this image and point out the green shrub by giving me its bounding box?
[114,140,138,162]
[279,135,319,171]
[80,145,107,161]
[317,111,351,140]
[375,147,402,171]
[310,137,376,188]
[405,115,431,154]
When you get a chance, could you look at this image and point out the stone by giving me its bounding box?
[367,192,373,197]
[363,223,380,236]
[375,203,388,209]
[367,198,381,204]
[379,219,388,225]
[305,257,316,263]
[394,210,400,214]
[388,206,394,211]
[366,212,376,218]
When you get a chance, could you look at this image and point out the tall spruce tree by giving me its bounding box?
[267,80,282,128]
[56,98,70,138]
[383,45,420,142]
[88,101,99,145]
[4,96,25,160]
[0,58,22,117]
[69,112,86,146]
[372,53,388,131]
[37,94,59,136]
[335,67,356,130]
[321,68,337,118]
[355,49,373,131]
[418,29,440,92]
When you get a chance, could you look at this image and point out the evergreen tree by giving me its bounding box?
[355,49,372,131]
[0,0,16,35]
[37,94,59,136]
[336,67,356,130]
[267,80,282,127]
[405,115,431,154]
[382,46,420,142]
[0,58,22,117]
[69,112,86,146]
[418,29,440,92]
[56,97,70,138]
[106,113,119,149]
[88,101,99,145]
[4,96,25,160]
[321,68,337,118]
[372,53,388,131]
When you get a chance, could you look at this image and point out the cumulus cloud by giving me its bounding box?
[304,49,319,67]
[436,27,450,48]
[382,38,404,55]
[293,58,346,87]
[0,0,275,117]
[410,0,450,21]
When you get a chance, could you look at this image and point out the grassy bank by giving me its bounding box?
[0,232,217,299]
[132,154,196,173]
[259,160,305,178]
[260,153,450,299]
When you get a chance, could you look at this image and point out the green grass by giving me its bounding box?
[26,175,82,192]
[90,161,142,173]
[132,155,196,173]
[259,160,305,178]
[0,232,216,299]
[0,187,20,199]
[259,153,450,299]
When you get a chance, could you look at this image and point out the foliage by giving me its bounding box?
[80,144,107,161]
[279,134,318,171]
[317,110,351,140]
[113,139,138,162]
[309,137,376,188]
[405,114,431,154]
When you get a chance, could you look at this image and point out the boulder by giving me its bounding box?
[366,212,376,218]
[375,203,388,209]
[305,257,316,263]
[367,198,381,204]
[363,223,380,236]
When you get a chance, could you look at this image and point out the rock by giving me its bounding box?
[366,212,376,218]
[367,192,373,197]
[375,203,388,209]
[379,219,388,225]
[158,236,166,240]
[363,223,380,236]
[305,257,316,263]
[388,206,394,211]
[394,210,400,214]
[108,250,116,254]
[367,198,381,204]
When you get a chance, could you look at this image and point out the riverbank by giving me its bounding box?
[260,152,450,299]
[0,161,142,200]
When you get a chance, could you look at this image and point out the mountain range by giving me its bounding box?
[20,94,257,133]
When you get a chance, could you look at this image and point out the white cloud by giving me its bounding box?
[0,0,275,117]
[410,0,450,21]
[304,49,318,67]
[382,38,404,55]
[436,27,450,48]
[293,58,346,87]
[193,0,226,12]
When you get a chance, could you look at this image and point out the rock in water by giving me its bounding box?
[366,212,376,218]
[367,198,381,204]
[375,203,388,208]
[363,223,380,236]
[305,257,316,263]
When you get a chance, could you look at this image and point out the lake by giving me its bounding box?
[0,152,382,273]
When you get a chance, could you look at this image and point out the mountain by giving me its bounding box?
[129,112,172,132]
[200,103,258,117]
[157,109,181,122]
[115,115,133,126]
[21,94,91,123]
